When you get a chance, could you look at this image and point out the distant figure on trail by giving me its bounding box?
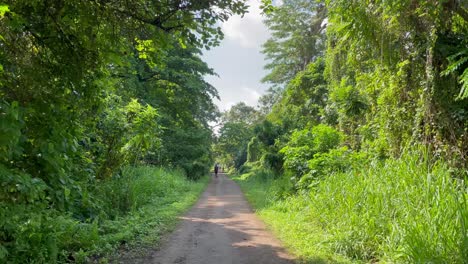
[214,163,219,178]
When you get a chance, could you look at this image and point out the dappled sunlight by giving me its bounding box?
[143,174,295,264]
[2,0,467,263]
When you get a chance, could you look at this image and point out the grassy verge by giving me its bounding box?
[234,171,352,264]
[0,166,209,263]
[234,153,468,263]
[92,166,210,263]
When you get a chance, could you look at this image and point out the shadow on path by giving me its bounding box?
[118,174,334,264]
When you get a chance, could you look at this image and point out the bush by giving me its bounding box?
[234,144,248,170]
[236,150,468,263]
[247,136,262,162]
[280,124,343,177]
[238,163,253,174]
[261,152,284,173]
[180,160,209,180]
[0,199,99,263]
[297,147,368,189]
[95,96,160,179]
[1,166,207,263]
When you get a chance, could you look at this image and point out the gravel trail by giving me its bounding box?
[145,173,294,264]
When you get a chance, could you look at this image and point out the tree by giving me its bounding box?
[262,0,326,86]
[214,102,260,169]
[269,58,328,130]
[215,122,254,169]
[257,87,282,116]
[0,1,250,261]
[325,0,468,157]
[222,102,260,125]
[0,0,248,213]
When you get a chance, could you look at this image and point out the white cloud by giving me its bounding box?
[274,0,284,6]
[222,101,237,111]
[203,0,270,119]
[221,0,270,48]
[215,86,261,112]
[241,86,261,106]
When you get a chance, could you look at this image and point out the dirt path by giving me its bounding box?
[143,173,294,264]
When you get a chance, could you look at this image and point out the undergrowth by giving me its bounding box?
[234,152,468,263]
[0,166,208,263]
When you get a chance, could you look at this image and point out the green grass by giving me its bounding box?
[234,171,352,264]
[90,166,210,262]
[0,166,209,263]
[234,153,468,263]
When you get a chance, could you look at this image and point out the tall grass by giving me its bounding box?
[313,153,467,262]
[235,152,468,263]
[89,166,209,262]
[96,167,197,218]
[0,166,208,263]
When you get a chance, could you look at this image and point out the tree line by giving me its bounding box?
[217,0,468,180]
[0,1,247,262]
[216,0,467,262]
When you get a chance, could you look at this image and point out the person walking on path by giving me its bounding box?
[214,163,219,178]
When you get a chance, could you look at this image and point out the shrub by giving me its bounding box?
[234,144,248,170]
[280,124,343,177]
[261,152,284,173]
[180,160,209,180]
[247,136,262,162]
[95,96,160,179]
[0,100,23,163]
[297,147,368,189]
[236,150,468,263]
[310,124,343,153]
[238,163,253,174]
[1,166,206,263]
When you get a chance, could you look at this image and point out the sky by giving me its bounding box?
[202,0,271,112]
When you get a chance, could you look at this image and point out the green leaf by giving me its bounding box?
[0,5,9,17]
[178,38,187,49]
[64,187,71,201]
[0,245,8,259]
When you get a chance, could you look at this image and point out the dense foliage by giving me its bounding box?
[1,166,208,263]
[218,0,468,262]
[0,0,247,262]
[214,102,259,169]
[235,151,468,263]
[2,0,467,262]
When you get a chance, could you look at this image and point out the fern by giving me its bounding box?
[442,48,468,99]
[458,66,468,99]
